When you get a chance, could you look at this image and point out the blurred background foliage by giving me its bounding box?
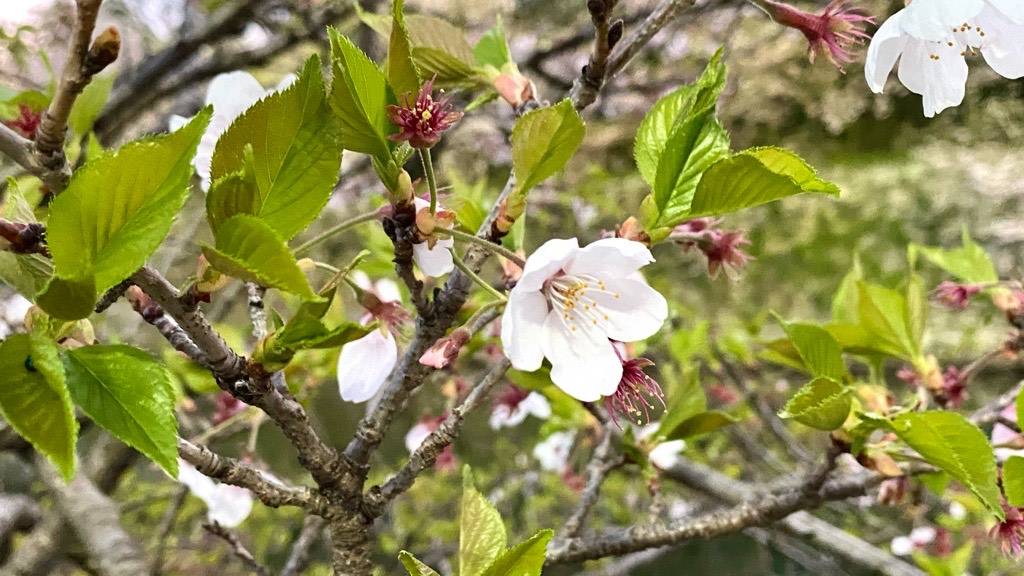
[2,0,1024,574]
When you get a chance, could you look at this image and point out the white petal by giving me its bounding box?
[522,392,552,419]
[900,0,985,41]
[500,289,548,371]
[891,536,914,556]
[351,270,372,291]
[566,238,655,279]
[178,460,218,502]
[897,39,967,117]
[865,11,909,93]
[413,237,454,277]
[337,330,397,403]
[649,440,685,469]
[208,484,254,528]
[589,277,668,343]
[542,311,622,401]
[910,526,937,545]
[532,431,575,472]
[205,71,267,114]
[375,278,403,303]
[988,0,1024,23]
[979,11,1024,78]
[168,114,190,132]
[517,238,580,292]
[488,405,516,429]
[404,423,432,453]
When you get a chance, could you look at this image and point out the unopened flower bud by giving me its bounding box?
[86,26,121,74]
[419,328,471,369]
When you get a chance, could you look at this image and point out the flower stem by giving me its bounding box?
[294,210,381,257]
[449,249,507,302]
[419,147,438,215]
[444,227,526,268]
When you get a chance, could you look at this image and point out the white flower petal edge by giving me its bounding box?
[336,328,398,403]
[648,440,686,470]
[501,237,668,403]
[533,431,575,472]
[404,422,433,453]
[411,198,454,277]
[488,392,552,430]
[178,460,254,528]
[899,0,985,41]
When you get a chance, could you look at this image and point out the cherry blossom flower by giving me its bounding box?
[933,280,982,310]
[411,197,455,277]
[607,353,665,425]
[386,78,463,149]
[532,430,575,472]
[865,0,1024,117]
[890,525,937,556]
[500,238,668,402]
[759,0,875,71]
[991,501,1024,558]
[671,218,752,278]
[419,327,470,369]
[336,273,407,403]
[3,104,40,139]
[639,424,685,470]
[177,460,254,528]
[169,71,296,190]
[488,386,552,429]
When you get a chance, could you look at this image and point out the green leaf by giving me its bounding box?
[481,529,553,576]
[63,345,178,477]
[688,147,839,218]
[831,258,863,324]
[1004,455,1024,508]
[663,410,739,441]
[387,0,421,98]
[68,72,114,136]
[46,109,211,301]
[201,215,319,300]
[1017,390,1024,428]
[912,228,998,284]
[397,551,440,576]
[474,17,513,70]
[635,49,729,231]
[505,100,585,222]
[0,334,77,479]
[328,29,393,159]
[907,274,927,349]
[778,320,847,380]
[206,167,260,236]
[209,56,342,240]
[460,466,507,576]
[0,251,51,297]
[856,281,920,360]
[892,411,1002,517]
[779,376,851,431]
[656,366,706,439]
[406,15,478,87]
[35,275,96,321]
[256,311,371,371]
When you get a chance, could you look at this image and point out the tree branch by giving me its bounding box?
[202,521,269,576]
[178,438,325,513]
[280,516,326,576]
[560,430,622,540]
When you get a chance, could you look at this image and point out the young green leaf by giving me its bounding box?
[474,17,513,70]
[68,72,114,136]
[46,108,211,301]
[856,281,920,360]
[656,366,706,439]
[504,100,585,224]
[0,334,77,480]
[481,529,553,576]
[387,0,421,98]
[778,320,847,380]
[912,228,998,284]
[328,29,393,159]
[892,411,1002,517]
[397,551,441,576]
[779,376,851,431]
[906,274,927,349]
[63,345,179,477]
[687,147,839,218]
[35,275,96,321]
[663,410,739,441]
[202,215,320,300]
[209,56,343,240]
[460,466,507,576]
[830,258,863,324]
[1004,455,1024,508]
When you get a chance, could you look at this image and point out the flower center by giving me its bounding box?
[544,273,620,333]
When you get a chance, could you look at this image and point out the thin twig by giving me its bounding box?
[445,227,526,268]
[149,486,189,576]
[202,521,270,576]
[294,209,382,257]
[280,516,327,576]
[560,430,623,540]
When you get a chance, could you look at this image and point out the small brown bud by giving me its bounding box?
[85,26,120,74]
[587,0,607,20]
